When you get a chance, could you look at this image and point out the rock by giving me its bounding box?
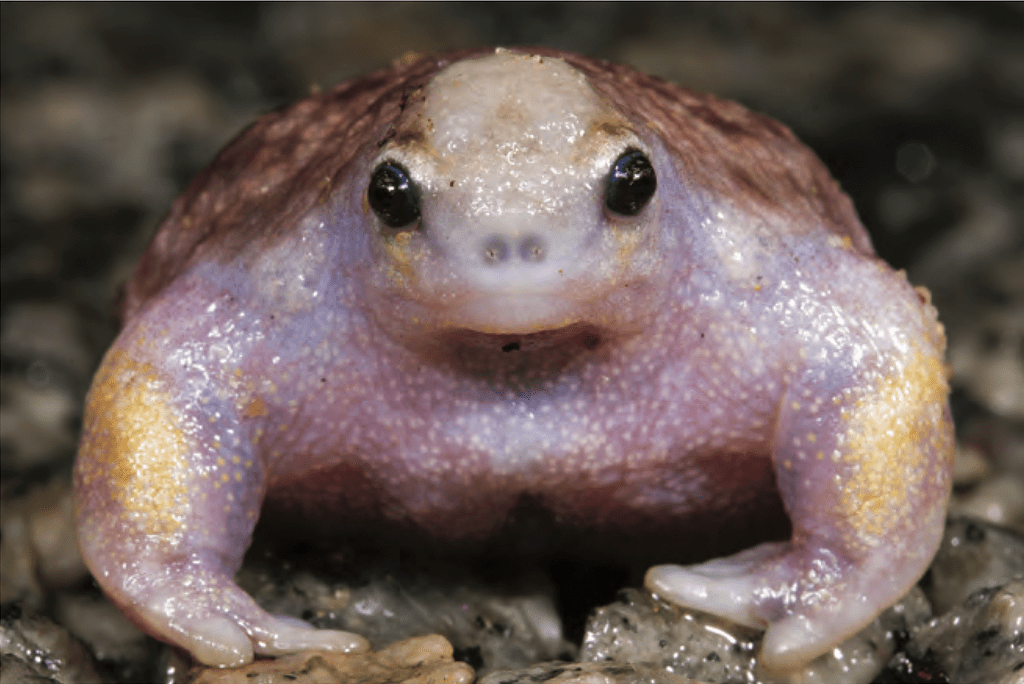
[238,558,574,676]
[954,475,1024,534]
[0,477,87,608]
[578,587,932,684]
[186,635,475,684]
[923,517,1024,615]
[0,376,80,474]
[0,603,105,684]
[902,582,1024,683]
[948,304,1024,421]
[52,592,152,677]
[479,661,701,684]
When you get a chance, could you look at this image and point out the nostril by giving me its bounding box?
[482,237,510,263]
[481,235,547,264]
[519,235,545,262]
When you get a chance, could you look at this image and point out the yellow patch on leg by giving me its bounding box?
[839,349,953,552]
[78,350,191,539]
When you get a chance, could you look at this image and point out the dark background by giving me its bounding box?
[2,5,1021,397]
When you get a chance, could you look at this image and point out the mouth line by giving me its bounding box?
[437,290,596,337]
[441,322,606,353]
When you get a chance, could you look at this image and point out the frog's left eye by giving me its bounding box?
[368,161,421,229]
[605,149,656,216]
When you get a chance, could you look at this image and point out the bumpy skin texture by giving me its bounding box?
[74,48,954,671]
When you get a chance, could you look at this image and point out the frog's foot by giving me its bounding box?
[116,563,368,667]
[644,540,901,673]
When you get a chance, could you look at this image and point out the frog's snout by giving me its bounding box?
[481,233,546,264]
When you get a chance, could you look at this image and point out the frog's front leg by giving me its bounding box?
[646,346,954,672]
[73,334,368,667]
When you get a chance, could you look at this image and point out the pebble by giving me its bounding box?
[904,582,1024,683]
[479,661,700,684]
[922,517,1024,617]
[237,558,574,675]
[0,603,104,684]
[578,587,931,684]
[0,477,87,607]
[186,635,475,684]
[954,475,1024,529]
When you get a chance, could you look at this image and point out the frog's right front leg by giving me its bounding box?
[73,334,367,667]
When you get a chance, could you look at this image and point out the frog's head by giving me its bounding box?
[358,49,671,348]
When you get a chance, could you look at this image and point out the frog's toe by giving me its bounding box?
[159,610,368,668]
[123,571,369,667]
[175,615,254,668]
[644,539,889,673]
[249,615,369,658]
[758,608,878,673]
[173,597,368,667]
[644,541,786,630]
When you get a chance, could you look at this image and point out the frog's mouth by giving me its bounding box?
[432,322,609,381]
[442,291,596,337]
[442,322,606,354]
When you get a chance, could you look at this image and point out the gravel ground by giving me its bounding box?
[1,4,1022,684]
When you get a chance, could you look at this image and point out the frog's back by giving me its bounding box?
[121,52,453,321]
[121,47,872,323]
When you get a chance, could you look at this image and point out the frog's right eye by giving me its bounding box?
[605,149,656,217]
[368,161,421,229]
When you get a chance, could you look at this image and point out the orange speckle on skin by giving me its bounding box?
[244,397,268,418]
[839,349,953,551]
[77,351,189,538]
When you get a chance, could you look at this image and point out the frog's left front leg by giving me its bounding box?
[74,330,368,667]
[646,348,954,672]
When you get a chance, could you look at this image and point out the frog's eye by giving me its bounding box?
[368,161,421,229]
[605,149,656,216]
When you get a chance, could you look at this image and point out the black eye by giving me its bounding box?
[368,161,420,228]
[605,149,656,216]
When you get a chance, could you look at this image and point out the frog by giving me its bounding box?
[73,47,954,672]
